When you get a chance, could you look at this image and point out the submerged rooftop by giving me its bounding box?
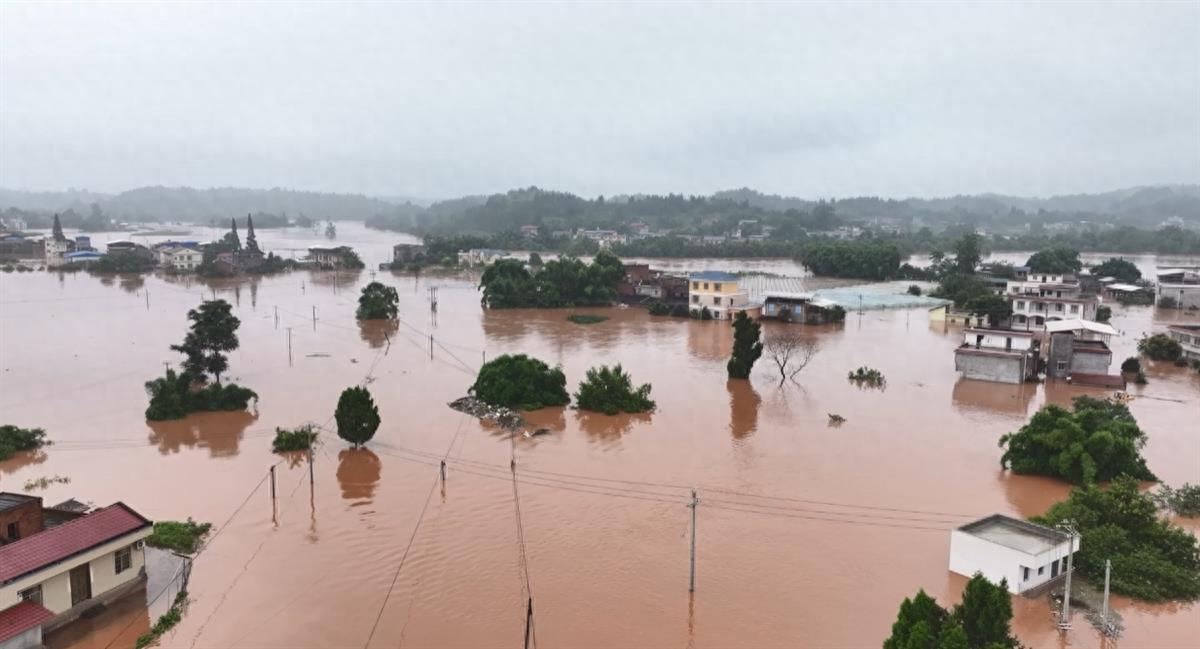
[959,514,1068,555]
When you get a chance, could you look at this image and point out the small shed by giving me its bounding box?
[949,514,1079,594]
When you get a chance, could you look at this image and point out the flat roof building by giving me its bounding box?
[949,514,1079,594]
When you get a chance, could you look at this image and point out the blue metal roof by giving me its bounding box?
[688,271,739,281]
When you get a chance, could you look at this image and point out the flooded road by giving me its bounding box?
[1,242,1198,648]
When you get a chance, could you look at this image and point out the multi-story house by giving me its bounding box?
[1167,324,1200,362]
[953,328,1040,384]
[688,271,753,320]
[1005,273,1098,329]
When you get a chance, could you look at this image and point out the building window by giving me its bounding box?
[1056,361,1067,371]
[691,295,699,304]
[115,546,133,574]
[1016,301,1025,310]
[1062,556,1069,573]
[713,283,722,291]
[703,283,709,290]
[19,585,42,605]
[1022,566,1030,581]
[1055,303,1064,312]
[1038,566,1044,575]
[6,521,19,541]
[1069,305,1079,314]
[712,296,720,305]
[691,282,698,290]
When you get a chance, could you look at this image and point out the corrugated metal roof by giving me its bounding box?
[1044,319,1119,336]
[0,601,55,643]
[0,503,151,584]
[689,271,739,281]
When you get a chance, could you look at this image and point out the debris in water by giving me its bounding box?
[449,396,527,432]
[523,428,551,438]
[306,353,331,358]
[827,413,846,426]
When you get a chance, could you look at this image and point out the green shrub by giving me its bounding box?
[648,302,670,316]
[136,590,188,649]
[567,314,608,325]
[335,386,380,447]
[1120,357,1141,373]
[1158,296,1179,309]
[470,354,569,410]
[727,311,762,379]
[848,367,885,387]
[356,281,399,320]
[272,425,318,452]
[1033,476,1200,601]
[574,365,655,415]
[1096,305,1112,323]
[144,370,258,421]
[669,304,690,318]
[999,396,1155,485]
[906,284,922,296]
[0,425,49,461]
[883,574,1018,649]
[1156,483,1200,518]
[1138,333,1183,361]
[147,519,213,554]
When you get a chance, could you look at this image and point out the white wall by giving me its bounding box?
[949,530,1078,594]
[0,529,150,614]
[962,331,1034,351]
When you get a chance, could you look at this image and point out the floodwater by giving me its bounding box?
[1,231,1198,649]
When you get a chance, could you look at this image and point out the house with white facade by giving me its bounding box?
[954,328,1040,384]
[42,237,71,268]
[949,514,1079,594]
[1156,268,1200,309]
[162,247,202,271]
[456,248,508,267]
[1006,273,1098,328]
[688,271,755,320]
[0,498,153,649]
[1167,324,1200,362]
[1044,319,1120,384]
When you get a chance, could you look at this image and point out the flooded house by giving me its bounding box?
[954,328,1040,384]
[618,265,689,304]
[928,304,987,327]
[1156,267,1200,308]
[1167,324,1200,362]
[392,243,426,264]
[456,248,507,267]
[1044,319,1120,385]
[949,514,1079,595]
[688,271,756,320]
[761,292,843,324]
[1006,272,1098,328]
[0,495,153,649]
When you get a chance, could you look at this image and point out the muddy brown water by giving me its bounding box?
[2,245,1198,648]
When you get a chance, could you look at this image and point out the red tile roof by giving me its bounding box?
[0,502,151,585]
[0,601,54,643]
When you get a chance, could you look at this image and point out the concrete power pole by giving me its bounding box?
[1058,521,1077,630]
[688,489,700,593]
[1101,559,1113,636]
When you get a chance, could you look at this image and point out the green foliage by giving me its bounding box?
[931,273,991,309]
[23,475,70,491]
[144,369,258,420]
[883,575,1017,649]
[1091,257,1142,283]
[1120,357,1141,374]
[272,425,318,453]
[528,252,543,266]
[170,300,240,383]
[356,281,399,320]
[1158,296,1179,309]
[335,386,380,447]
[907,284,922,296]
[848,367,886,387]
[1116,291,1154,306]
[953,234,983,274]
[479,251,624,308]
[964,294,1013,326]
[727,311,763,379]
[136,590,188,649]
[470,354,570,410]
[1032,476,1200,601]
[798,240,902,280]
[999,396,1155,485]
[573,365,655,415]
[1155,483,1200,518]
[147,518,212,554]
[1095,304,1112,323]
[567,314,608,325]
[0,425,49,461]
[1138,333,1182,361]
[693,306,714,320]
[670,304,690,318]
[648,302,670,316]
[89,251,156,273]
[827,305,847,323]
[1025,247,1082,274]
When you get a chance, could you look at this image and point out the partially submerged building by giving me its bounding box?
[1006,273,1098,328]
[954,328,1040,384]
[949,514,1079,595]
[1156,267,1200,309]
[1044,319,1120,385]
[1167,324,1200,362]
[761,292,843,324]
[0,496,153,649]
[688,271,756,320]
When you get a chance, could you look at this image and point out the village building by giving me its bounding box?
[578,229,625,247]
[0,234,42,263]
[62,251,104,265]
[162,247,203,271]
[617,264,688,303]
[928,304,988,327]
[0,496,153,649]
[519,224,539,238]
[1044,319,1120,386]
[456,248,507,267]
[761,292,842,324]
[392,243,426,264]
[688,272,756,320]
[1167,324,1200,362]
[1005,273,1098,328]
[949,514,1079,595]
[1156,267,1200,309]
[953,328,1040,384]
[1102,282,1154,302]
[42,237,71,268]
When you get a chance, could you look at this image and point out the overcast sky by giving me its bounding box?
[1,2,1197,200]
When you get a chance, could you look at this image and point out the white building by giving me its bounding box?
[1156,268,1200,309]
[0,501,153,649]
[43,238,70,267]
[1006,273,1098,328]
[688,271,753,320]
[456,248,508,267]
[162,247,202,271]
[954,328,1040,384]
[1168,324,1200,362]
[949,514,1079,594]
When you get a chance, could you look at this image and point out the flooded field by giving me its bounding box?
[1,238,1198,648]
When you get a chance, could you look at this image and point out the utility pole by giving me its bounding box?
[274,306,279,329]
[688,489,699,593]
[308,446,315,486]
[429,286,438,312]
[1058,521,1076,630]
[440,459,446,483]
[269,465,277,521]
[286,327,293,366]
[145,290,150,310]
[429,334,434,360]
[523,597,533,649]
[312,305,317,330]
[1100,559,1113,636]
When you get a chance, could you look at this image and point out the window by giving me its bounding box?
[1069,304,1079,314]
[1016,301,1025,310]
[1038,566,1044,575]
[691,281,698,290]
[115,546,133,574]
[6,522,19,541]
[19,585,42,605]
[1022,566,1030,581]
[1055,303,1064,312]
[712,296,720,305]
[714,283,722,291]
[703,282,709,290]
[1056,361,1067,371]
[1005,337,1013,351]
[691,295,699,304]
[1062,556,1069,572]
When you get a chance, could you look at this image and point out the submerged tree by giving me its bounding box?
[170,299,240,384]
[245,213,260,253]
[224,217,242,250]
[727,311,763,379]
[356,281,399,320]
[574,364,655,415]
[883,575,1017,649]
[335,386,380,448]
[964,294,1012,327]
[471,354,570,410]
[763,331,820,385]
[1026,247,1082,274]
[953,233,982,274]
[1091,257,1141,284]
[51,213,65,241]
